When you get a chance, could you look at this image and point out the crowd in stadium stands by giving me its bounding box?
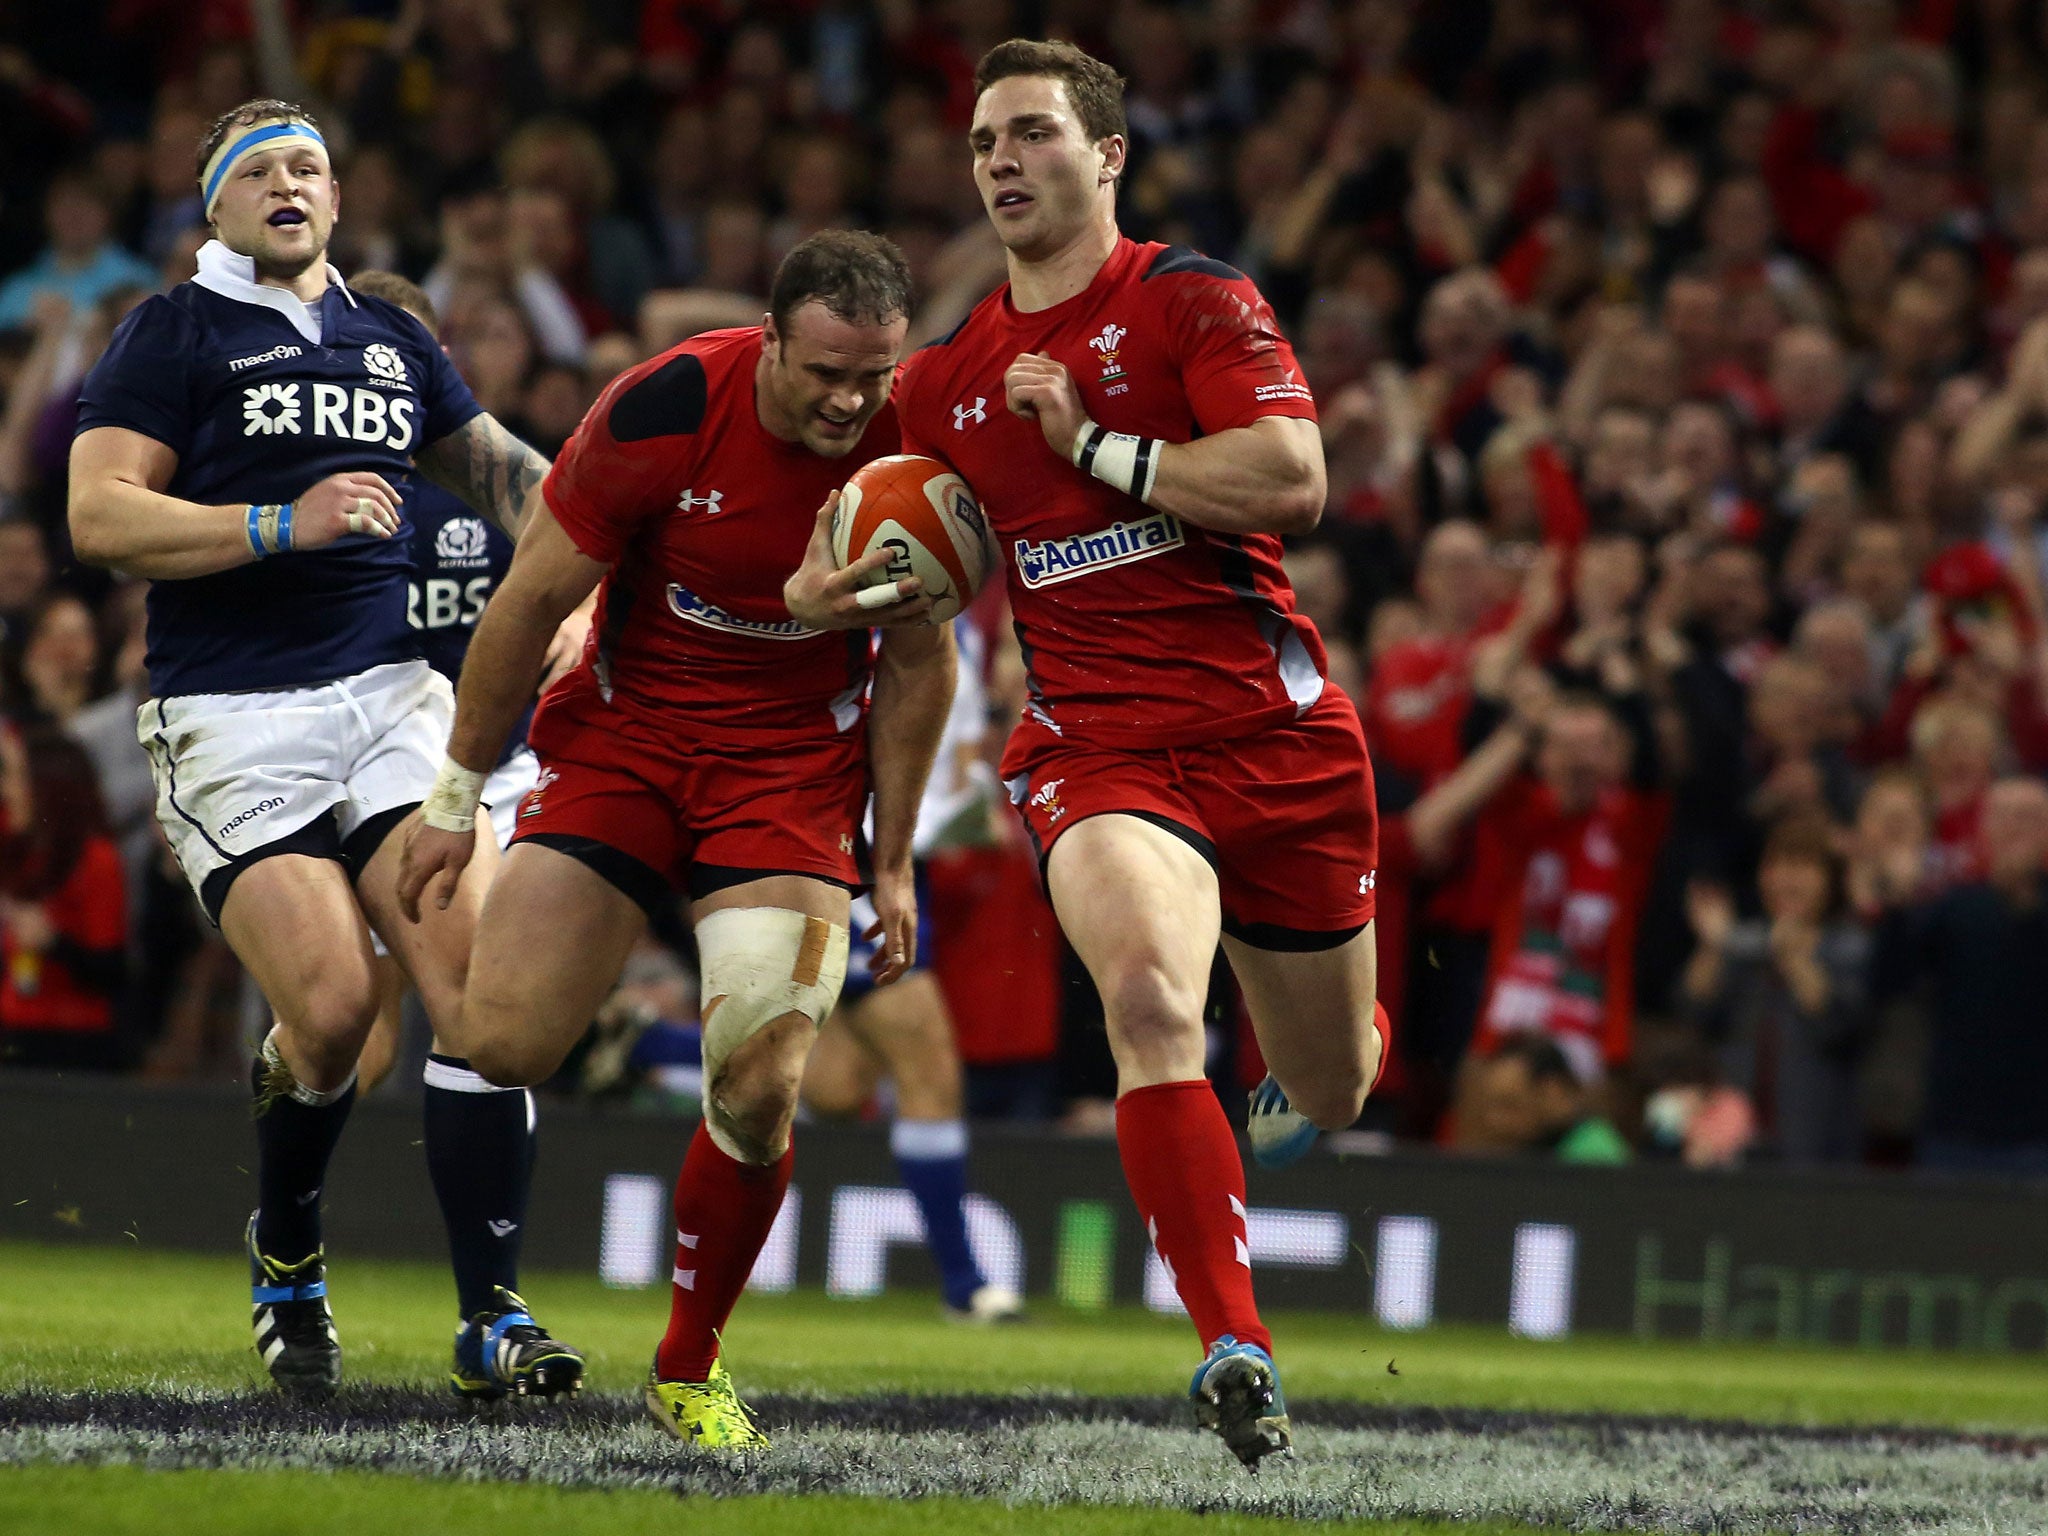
[3,0,2048,1175]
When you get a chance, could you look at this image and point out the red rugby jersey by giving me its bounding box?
[894,239,1322,752]
[535,327,895,745]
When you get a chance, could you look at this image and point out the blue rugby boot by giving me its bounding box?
[451,1286,586,1400]
[1189,1335,1291,1469]
[1246,1075,1318,1169]
[247,1211,340,1397]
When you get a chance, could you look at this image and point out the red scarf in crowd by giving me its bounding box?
[1473,779,1669,1080]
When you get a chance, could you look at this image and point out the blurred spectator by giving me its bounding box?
[422,172,585,366]
[0,169,154,331]
[2,588,100,726]
[1468,686,1669,1083]
[1876,777,2048,1175]
[1451,1033,1632,1163]
[0,719,126,1070]
[0,518,50,642]
[1679,816,1873,1165]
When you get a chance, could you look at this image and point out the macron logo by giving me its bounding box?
[228,344,304,372]
[218,796,286,839]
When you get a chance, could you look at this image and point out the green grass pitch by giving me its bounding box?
[3,1241,2045,1535]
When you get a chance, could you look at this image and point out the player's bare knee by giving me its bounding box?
[1100,963,1203,1055]
[465,1031,556,1089]
[277,979,378,1074]
[1289,1071,1370,1131]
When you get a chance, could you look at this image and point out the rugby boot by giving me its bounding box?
[645,1353,770,1449]
[450,1286,586,1400]
[247,1211,341,1397]
[944,1283,1026,1324]
[1246,1075,1318,1168]
[1190,1335,1292,1470]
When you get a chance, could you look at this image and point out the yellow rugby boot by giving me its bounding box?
[645,1353,770,1449]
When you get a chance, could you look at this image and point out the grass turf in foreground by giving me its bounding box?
[5,1384,2046,1533]
[0,1467,1556,1536]
[3,1241,2045,1431]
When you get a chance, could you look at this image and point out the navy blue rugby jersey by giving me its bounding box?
[75,247,481,697]
[405,478,530,764]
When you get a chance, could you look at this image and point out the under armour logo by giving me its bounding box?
[839,833,855,853]
[1359,870,1376,894]
[488,1219,519,1237]
[678,488,724,514]
[953,397,988,430]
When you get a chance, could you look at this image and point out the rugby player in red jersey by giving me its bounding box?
[397,231,949,1448]
[787,41,1386,1468]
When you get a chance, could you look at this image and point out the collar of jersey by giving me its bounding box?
[193,238,355,345]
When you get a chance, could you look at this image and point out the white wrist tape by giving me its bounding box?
[1070,419,1164,504]
[421,758,488,833]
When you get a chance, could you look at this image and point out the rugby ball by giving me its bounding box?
[831,455,994,624]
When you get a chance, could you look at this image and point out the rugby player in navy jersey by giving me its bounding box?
[344,270,591,1101]
[68,101,582,1400]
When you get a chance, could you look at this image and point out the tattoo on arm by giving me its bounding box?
[418,414,550,539]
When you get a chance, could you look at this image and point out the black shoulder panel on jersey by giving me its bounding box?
[916,312,972,351]
[607,352,709,443]
[1143,246,1246,283]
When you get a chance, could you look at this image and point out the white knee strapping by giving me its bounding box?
[695,906,849,1158]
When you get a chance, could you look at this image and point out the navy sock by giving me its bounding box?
[892,1118,984,1310]
[250,1043,357,1265]
[423,1053,535,1319]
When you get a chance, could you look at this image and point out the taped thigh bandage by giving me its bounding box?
[695,907,849,1161]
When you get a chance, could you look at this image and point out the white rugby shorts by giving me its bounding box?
[139,659,454,916]
[484,745,541,852]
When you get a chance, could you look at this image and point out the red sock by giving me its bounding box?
[655,1123,793,1382]
[1116,1080,1270,1355]
[1371,1000,1393,1093]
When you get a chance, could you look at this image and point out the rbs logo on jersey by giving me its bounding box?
[409,576,491,631]
[240,381,417,451]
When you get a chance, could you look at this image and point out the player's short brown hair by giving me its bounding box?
[973,39,1127,144]
[348,270,439,335]
[195,99,322,182]
[769,229,913,337]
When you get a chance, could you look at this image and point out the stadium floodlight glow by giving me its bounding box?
[1509,1223,1579,1340]
[1374,1216,1439,1330]
[598,1173,668,1289]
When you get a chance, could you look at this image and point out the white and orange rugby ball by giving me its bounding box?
[831,455,994,624]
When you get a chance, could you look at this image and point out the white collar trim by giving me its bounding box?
[192,239,355,344]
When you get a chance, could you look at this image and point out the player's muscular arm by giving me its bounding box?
[69,427,402,579]
[398,504,605,920]
[1003,355,1324,535]
[1141,415,1324,534]
[864,620,958,984]
[415,412,551,540]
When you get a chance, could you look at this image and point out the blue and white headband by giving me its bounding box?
[201,118,328,220]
